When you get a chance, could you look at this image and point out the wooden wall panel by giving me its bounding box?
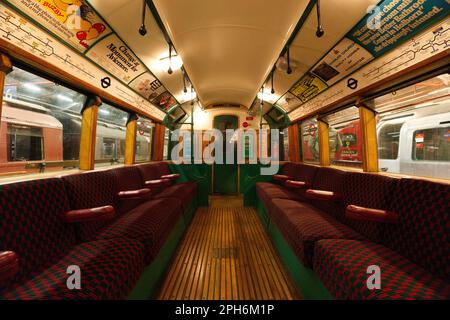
[125,116,137,165]
[359,105,379,172]
[153,123,166,161]
[287,124,300,162]
[79,97,101,170]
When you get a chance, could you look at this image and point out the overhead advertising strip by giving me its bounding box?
[5,0,178,112]
[289,17,450,121]
[0,3,166,121]
[276,0,449,113]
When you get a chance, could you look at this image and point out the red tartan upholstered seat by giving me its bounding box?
[383,178,450,282]
[256,182,304,209]
[111,166,148,215]
[340,173,398,242]
[2,239,145,300]
[62,170,119,241]
[313,239,450,300]
[154,181,198,209]
[309,167,347,218]
[0,179,145,300]
[270,199,365,267]
[95,198,183,263]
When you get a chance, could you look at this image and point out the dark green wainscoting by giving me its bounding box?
[168,163,212,207]
[240,163,278,207]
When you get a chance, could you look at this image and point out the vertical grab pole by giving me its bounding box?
[79,96,102,170]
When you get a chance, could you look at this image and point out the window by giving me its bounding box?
[371,73,450,179]
[135,117,154,162]
[163,128,170,160]
[378,123,402,160]
[300,118,319,163]
[7,125,43,161]
[95,103,128,167]
[324,106,362,168]
[281,128,289,161]
[412,127,450,162]
[1,67,86,176]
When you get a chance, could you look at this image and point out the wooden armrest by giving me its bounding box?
[285,180,310,189]
[0,251,19,282]
[345,205,399,223]
[273,174,293,182]
[118,188,151,199]
[160,173,180,181]
[306,189,342,201]
[144,179,171,188]
[64,206,115,223]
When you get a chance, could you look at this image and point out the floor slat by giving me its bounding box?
[157,199,300,300]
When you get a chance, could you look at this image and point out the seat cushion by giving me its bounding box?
[256,182,304,209]
[384,178,450,282]
[313,239,450,300]
[95,198,183,263]
[1,238,145,300]
[270,199,365,267]
[154,181,198,209]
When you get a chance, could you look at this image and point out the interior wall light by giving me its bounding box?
[316,0,325,38]
[139,0,147,36]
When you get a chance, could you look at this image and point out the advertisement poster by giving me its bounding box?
[276,92,302,112]
[86,34,147,84]
[0,3,166,120]
[289,73,328,103]
[129,72,166,101]
[311,38,374,86]
[151,91,178,112]
[348,0,449,56]
[6,0,110,52]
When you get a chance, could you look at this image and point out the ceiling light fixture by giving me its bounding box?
[139,0,147,36]
[316,0,325,38]
[158,54,182,73]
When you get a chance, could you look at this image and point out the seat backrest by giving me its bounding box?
[62,170,118,241]
[154,162,171,177]
[280,162,298,178]
[111,165,146,214]
[292,163,318,185]
[311,167,347,218]
[0,178,75,291]
[384,178,450,281]
[341,172,397,242]
[137,163,162,182]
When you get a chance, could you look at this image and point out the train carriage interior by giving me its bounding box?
[0,0,449,307]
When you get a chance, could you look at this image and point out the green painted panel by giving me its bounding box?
[168,163,211,207]
[239,163,278,206]
[213,115,239,195]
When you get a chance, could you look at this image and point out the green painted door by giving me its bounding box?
[213,115,238,195]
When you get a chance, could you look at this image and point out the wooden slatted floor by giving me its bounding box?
[157,198,299,300]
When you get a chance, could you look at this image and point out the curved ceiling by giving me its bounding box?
[153,0,310,108]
